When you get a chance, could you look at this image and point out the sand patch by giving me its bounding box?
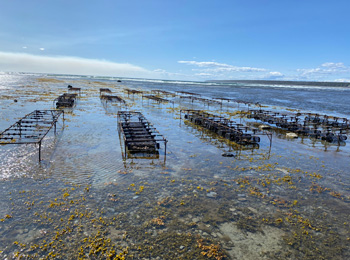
[36,78,64,83]
[219,222,284,259]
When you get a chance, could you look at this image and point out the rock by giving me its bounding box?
[222,152,235,157]
[286,132,298,138]
[192,217,200,223]
[247,207,258,214]
[259,124,271,130]
[276,168,289,175]
[207,191,218,198]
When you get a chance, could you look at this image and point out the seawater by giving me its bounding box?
[0,73,349,259]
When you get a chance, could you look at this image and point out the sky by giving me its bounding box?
[0,0,349,82]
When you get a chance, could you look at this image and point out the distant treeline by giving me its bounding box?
[208,80,350,87]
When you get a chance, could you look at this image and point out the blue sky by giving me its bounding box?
[0,0,349,81]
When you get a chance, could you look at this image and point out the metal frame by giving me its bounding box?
[101,94,126,103]
[182,120,271,160]
[99,88,112,96]
[54,93,77,108]
[142,95,174,106]
[151,89,176,97]
[180,109,272,147]
[0,110,64,161]
[117,111,167,159]
[124,89,143,97]
[248,109,349,143]
[67,85,81,95]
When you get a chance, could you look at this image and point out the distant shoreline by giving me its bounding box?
[208,80,350,87]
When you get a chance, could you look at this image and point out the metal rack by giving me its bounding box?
[0,110,64,161]
[117,111,167,159]
[54,93,77,108]
[181,110,272,146]
[142,95,174,106]
[248,109,349,143]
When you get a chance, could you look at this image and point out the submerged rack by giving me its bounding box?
[117,111,167,159]
[142,95,174,105]
[182,120,269,159]
[67,85,82,95]
[248,109,349,144]
[54,93,77,108]
[100,88,112,96]
[180,96,222,108]
[181,110,271,146]
[124,89,143,96]
[101,95,125,103]
[151,90,175,97]
[100,88,127,114]
[0,110,64,161]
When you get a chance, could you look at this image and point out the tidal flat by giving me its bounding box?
[0,74,349,259]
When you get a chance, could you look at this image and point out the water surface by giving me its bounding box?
[0,73,349,259]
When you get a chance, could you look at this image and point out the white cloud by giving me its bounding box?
[334,78,350,82]
[0,52,157,78]
[178,60,266,72]
[321,62,346,69]
[297,62,350,79]
[39,48,45,51]
[22,46,27,49]
[194,73,213,77]
[262,71,284,80]
[153,69,167,73]
[179,61,232,68]
[269,71,283,76]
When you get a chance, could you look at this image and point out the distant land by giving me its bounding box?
[208,80,350,87]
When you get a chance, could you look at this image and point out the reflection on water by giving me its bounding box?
[0,74,349,259]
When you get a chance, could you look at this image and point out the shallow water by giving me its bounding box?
[0,73,349,259]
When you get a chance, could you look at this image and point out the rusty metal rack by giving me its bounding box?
[117,111,167,159]
[181,110,271,146]
[100,89,127,113]
[142,95,174,105]
[182,120,271,159]
[101,95,125,103]
[54,93,77,108]
[151,90,175,96]
[303,113,350,130]
[213,97,236,109]
[175,91,201,96]
[100,88,112,96]
[67,85,81,95]
[212,98,256,110]
[0,110,64,161]
[180,96,222,107]
[124,88,143,96]
[248,109,348,143]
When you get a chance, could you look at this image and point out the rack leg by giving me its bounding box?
[38,141,42,162]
